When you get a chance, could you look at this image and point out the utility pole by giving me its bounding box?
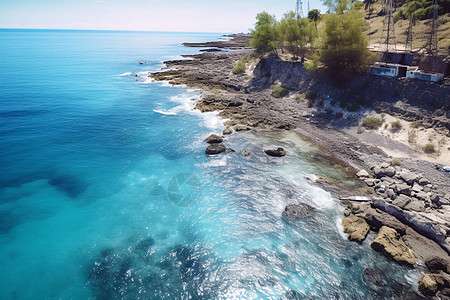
[296,0,304,19]
[379,0,396,53]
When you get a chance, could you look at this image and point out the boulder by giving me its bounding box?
[404,199,426,212]
[418,273,450,296]
[357,169,370,178]
[364,209,407,235]
[374,165,396,178]
[399,170,419,185]
[205,143,226,155]
[282,203,315,219]
[392,194,411,208]
[242,150,250,156]
[371,226,416,266]
[265,148,286,157]
[205,134,223,144]
[363,268,384,285]
[234,125,250,131]
[365,178,376,187]
[419,177,431,186]
[222,128,232,135]
[395,183,411,196]
[342,216,370,242]
[425,256,450,274]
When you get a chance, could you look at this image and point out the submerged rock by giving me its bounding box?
[204,134,223,144]
[205,143,226,155]
[342,216,370,242]
[282,203,315,219]
[264,148,286,157]
[363,268,384,285]
[371,226,416,266]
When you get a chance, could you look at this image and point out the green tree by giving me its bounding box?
[308,9,321,31]
[278,12,314,61]
[250,12,279,54]
[318,6,371,78]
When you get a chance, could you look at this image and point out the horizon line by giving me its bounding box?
[0,27,248,35]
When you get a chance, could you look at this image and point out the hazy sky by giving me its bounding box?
[0,0,327,32]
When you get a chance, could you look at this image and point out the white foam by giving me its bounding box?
[117,72,132,77]
[308,186,336,209]
[153,109,177,116]
[204,156,228,167]
[335,216,347,240]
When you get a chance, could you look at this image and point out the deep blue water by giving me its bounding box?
[0,29,422,299]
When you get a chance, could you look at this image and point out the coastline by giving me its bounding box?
[150,34,450,298]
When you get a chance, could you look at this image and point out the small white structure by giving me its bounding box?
[406,69,443,82]
[370,62,408,77]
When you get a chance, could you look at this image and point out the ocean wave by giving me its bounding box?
[117,72,132,77]
[153,109,177,116]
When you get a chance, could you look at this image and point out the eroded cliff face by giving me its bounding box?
[248,57,450,131]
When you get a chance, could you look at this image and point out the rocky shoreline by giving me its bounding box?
[150,35,450,299]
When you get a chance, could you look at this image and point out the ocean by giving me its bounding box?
[0,29,421,299]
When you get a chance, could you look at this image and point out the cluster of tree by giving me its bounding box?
[250,0,372,78]
[394,0,450,22]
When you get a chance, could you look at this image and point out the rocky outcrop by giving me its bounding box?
[371,226,416,266]
[265,148,286,157]
[372,198,450,254]
[364,208,407,235]
[426,256,450,274]
[205,143,226,155]
[222,128,232,135]
[282,203,315,219]
[205,134,223,144]
[418,273,450,296]
[342,216,370,242]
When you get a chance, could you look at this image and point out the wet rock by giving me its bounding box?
[264,148,286,157]
[234,125,250,131]
[205,143,226,155]
[418,273,450,296]
[222,128,232,135]
[204,134,223,144]
[425,256,450,274]
[371,226,416,266]
[242,150,250,156]
[315,175,340,185]
[363,268,384,285]
[357,169,370,178]
[225,147,235,153]
[342,216,370,242]
[364,209,407,235]
[282,203,315,219]
[390,281,428,300]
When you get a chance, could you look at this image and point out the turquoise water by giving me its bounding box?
[0,29,421,299]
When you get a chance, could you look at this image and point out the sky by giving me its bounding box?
[0,0,327,33]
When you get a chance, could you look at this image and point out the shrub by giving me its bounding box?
[232,60,246,74]
[424,144,436,153]
[391,120,402,131]
[411,120,422,128]
[305,90,317,100]
[363,117,382,129]
[381,113,386,118]
[271,85,288,98]
[408,130,417,144]
[391,158,401,166]
[294,93,303,100]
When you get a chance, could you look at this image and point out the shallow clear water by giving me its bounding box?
[0,29,422,299]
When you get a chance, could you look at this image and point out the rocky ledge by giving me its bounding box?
[150,34,450,299]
